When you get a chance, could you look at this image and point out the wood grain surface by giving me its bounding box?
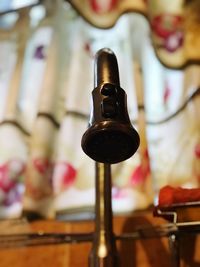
[0,210,199,267]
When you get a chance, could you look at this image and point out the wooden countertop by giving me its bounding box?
[0,210,199,267]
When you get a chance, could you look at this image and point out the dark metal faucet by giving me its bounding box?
[81,48,140,267]
[81,48,140,164]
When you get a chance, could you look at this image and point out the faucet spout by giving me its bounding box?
[81,48,140,164]
[94,48,120,87]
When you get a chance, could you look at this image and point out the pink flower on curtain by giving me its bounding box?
[34,158,52,174]
[194,143,200,159]
[25,158,54,200]
[194,143,200,183]
[89,0,118,14]
[33,158,54,188]
[112,187,127,199]
[0,159,26,206]
[53,162,77,193]
[84,42,94,58]
[163,82,171,106]
[164,31,183,52]
[56,162,76,186]
[151,14,184,52]
[130,149,150,186]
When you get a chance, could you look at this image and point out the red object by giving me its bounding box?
[54,162,77,188]
[90,0,118,14]
[0,175,16,193]
[130,164,150,185]
[151,14,183,39]
[130,149,150,185]
[60,162,76,186]
[34,158,51,174]
[0,159,25,193]
[194,143,200,158]
[163,84,171,104]
[164,31,184,52]
[158,185,200,206]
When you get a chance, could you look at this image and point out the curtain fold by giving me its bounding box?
[0,8,30,218]
[66,0,200,68]
[23,0,74,218]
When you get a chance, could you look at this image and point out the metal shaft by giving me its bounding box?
[89,162,119,267]
[168,234,180,267]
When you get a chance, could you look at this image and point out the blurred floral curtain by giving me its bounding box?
[67,0,200,68]
[0,0,199,219]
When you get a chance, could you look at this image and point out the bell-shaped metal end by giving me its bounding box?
[81,121,140,164]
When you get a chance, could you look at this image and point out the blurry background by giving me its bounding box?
[0,0,199,220]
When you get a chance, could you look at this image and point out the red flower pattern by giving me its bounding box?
[151,14,184,52]
[130,149,150,186]
[54,162,77,190]
[90,0,118,14]
[0,159,25,206]
[194,143,200,159]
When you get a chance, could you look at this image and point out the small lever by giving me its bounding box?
[101,83,117,118]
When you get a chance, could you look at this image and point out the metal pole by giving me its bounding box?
[168,234,180,267]
[89,162,119,267]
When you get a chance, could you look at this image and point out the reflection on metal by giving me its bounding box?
[89,163,119,267]
[168,234,180,267]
